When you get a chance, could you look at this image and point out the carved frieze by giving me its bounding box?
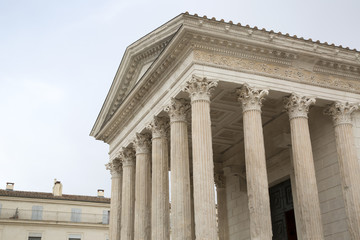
[193,50,360,93]
[324,101,359,126]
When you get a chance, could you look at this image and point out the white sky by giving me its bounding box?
[0,0,359,197]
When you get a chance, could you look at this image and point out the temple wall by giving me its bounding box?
[309,107,350,240]
[225,174,250,240]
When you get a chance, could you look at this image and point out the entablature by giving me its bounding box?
[92,13,360,145]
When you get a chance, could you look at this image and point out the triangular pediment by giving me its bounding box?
[90,15,184,138]
[102,37,171,124]
[91,13,360,142]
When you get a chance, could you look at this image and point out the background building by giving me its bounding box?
[0,181,110,240]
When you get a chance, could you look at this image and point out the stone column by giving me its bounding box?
[106,158,123,240]
[190,171,196,240]
[284,93,324,240]
[147,117,170,240]
[215,173,229,240]
[120,148,136,240]
[133,133,152,240]
[165,98,192,240]
[184,75,218,240]
[324,102,360,240]
[289,150,303,240]
[237,84,272,240]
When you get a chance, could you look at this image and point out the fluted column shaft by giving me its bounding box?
[134,133,152,240]
[120,149,136,240]
[147,117,170,240]
[237,84,272,240]
[190,172,196,240]
[108,160,122,240]
[325,102,360,240]
[215,173,229,240]
[165,98,192,240]
[184,75,218,240]
[284,93,324,240]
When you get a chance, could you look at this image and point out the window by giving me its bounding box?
[102,210,109,224]
[71,208,81,222]
[31,206,43,220]
[68,234,81,240]
[28,232,42,240]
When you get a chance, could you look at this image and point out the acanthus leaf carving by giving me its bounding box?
[193,50,360,93]
[324,101,359,126]
[236,84,268,112]
[183,75,218,102]
[146,116,169,138]
[283,93,316,120]
[105,157,122,176]
[164,98,190,123]
[132,133,152,154]
[119,147,136,167]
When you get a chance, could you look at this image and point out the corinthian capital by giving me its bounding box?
[105,158,122,176]
[133,133,151,154]
[164,98,190,123]
[283,93,316,120]
[183,75,218,102]
[324,101,359,126]
[147,116,169,138]
[119,147,136,167]
[236,84,268,112]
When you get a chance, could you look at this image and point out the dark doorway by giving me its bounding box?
[269,179,297,240]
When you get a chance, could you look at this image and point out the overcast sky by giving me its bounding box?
[1,0,359,197]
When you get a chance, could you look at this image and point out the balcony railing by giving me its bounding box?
[0,208,109,225]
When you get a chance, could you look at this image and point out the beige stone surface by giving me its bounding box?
[184,75,218,240]
[237,84,272,240]
[284,94,324,240]
[215,173,229,240]
[120,148,136,240]
[133,133,152,240]
[324,102,360,240]
[147,117,170,240]
[90,13,360,240]
[165,98,192,240]
[106,159,123,240]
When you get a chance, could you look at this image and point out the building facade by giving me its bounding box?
[0,182,110,240]
[91,13,360,240]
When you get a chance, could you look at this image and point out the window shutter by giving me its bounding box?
[71,208,82,222]
[102,210,109,224]
[31,206,43,220]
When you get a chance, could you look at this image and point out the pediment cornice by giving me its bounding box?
[103,38,171,124]
[91,13,360,143]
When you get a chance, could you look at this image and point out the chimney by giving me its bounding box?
[6,182,14,191]
[52,179,63,196]
[97,189,104,198]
